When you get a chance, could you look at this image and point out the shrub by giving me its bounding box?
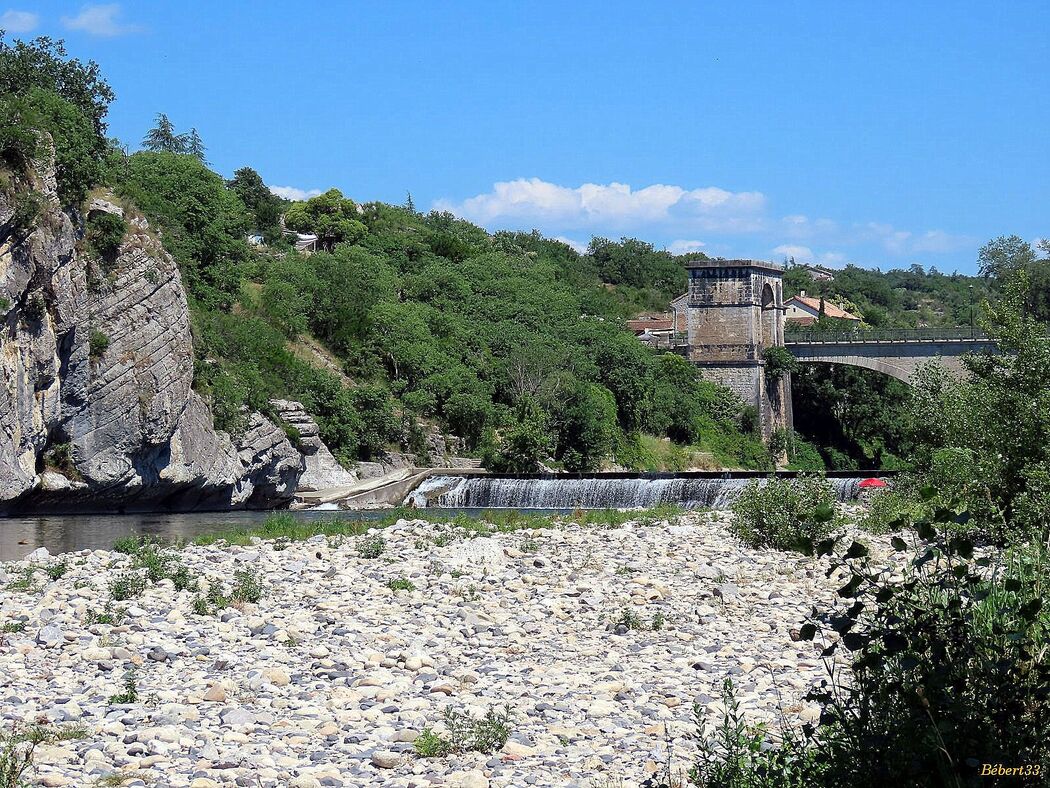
[729,476,838,551]
[230,569,263,603]
[0,723,87,788]
[700,509,1050,787]
[108,669,138,705]
[387,578,416,592]
[21,293,46,323]
[413,706,512,758]
[85,602,125,626]
[42,442,81,480]
[795,517,1050,786]
[89,328,110,359]
[690,678,818,788]
[42,560,67,581]
[762,346,799,384]
[85,210,126,259]
[357,535,385,559]
[108,572,145,601]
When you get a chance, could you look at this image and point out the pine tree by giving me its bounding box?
[404,191,416,214]
[184,128,206,163]
[141,113,184,153]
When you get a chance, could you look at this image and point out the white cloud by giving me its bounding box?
[269,185,322,201]
[667,239,707,255]
[435,178,766,234]
[0,9,38,32]
[61,4,142,37]
[438,176,976,264]
[552,235,588,254]
[772,244,813,261]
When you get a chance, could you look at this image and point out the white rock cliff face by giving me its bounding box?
[0,147,303,512]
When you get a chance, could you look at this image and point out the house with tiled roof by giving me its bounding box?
[784,291,861,326]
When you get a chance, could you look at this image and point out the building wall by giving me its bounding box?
[685,261,790,440]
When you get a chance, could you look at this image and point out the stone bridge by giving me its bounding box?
[679,259,997,438]
[784,328,997,383]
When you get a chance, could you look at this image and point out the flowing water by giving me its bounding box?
[406,475,865,509]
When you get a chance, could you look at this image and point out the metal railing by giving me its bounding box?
[784,327,992,344]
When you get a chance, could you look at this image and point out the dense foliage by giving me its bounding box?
[791,365,913,469]
[728,476,837,551]
[698,283,1050,787]
[89,129,766,469]
[0,35,112,203]
[783,259,994,330]
[908,274,1050,544]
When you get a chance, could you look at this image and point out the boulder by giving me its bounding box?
[268,399,356,491]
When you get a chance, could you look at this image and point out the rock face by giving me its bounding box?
[0,146,303,512]
[268,399,357,491]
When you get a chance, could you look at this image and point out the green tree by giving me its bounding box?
[284,188,366,252]
[0,35,112,202]
[485,397,551,473]
[114,151,251,309]
[0,34,113,136]
[183,127,206,162]
[977,235,1036,282]
[227,166,284,242]
[0,87,103,201]
[553,382,617,471]
[141,113,184,154]
[909,272,1050,542]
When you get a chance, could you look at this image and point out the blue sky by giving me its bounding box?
[7,2,1048,272]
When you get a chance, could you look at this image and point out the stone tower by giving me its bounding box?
[684,259,791,440]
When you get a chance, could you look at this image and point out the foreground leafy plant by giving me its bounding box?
[0,724,86,788]
[690,678,818,788]
[697,504,1050,787]
[413,706,512,758]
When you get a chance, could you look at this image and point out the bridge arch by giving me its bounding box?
[785,334,997,386]
[793,355,917,384]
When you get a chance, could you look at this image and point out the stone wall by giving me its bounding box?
[684,260,790,439]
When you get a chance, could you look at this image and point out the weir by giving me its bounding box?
[405,473,874,509]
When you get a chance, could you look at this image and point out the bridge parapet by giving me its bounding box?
[786,327,990,345]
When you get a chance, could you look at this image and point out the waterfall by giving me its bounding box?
[405,475,869,510]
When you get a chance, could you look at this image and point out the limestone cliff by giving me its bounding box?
[0,146,303,513]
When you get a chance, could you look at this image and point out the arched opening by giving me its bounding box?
[760,282,777,348]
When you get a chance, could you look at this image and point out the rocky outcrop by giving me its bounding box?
[268,399,357,491]
[0,145,302,513]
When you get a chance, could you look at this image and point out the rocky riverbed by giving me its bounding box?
[0,512,883,787]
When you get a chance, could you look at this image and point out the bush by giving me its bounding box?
[690,678,817,788]
[729,476,838,551]
[42,442,81,480]
[231,568,263,603]
[797,514,1050,786]
[413,706,512,758]
[357,535,385,559]
[108,572,145,601]
[698,510,1050,788]
[85,210,126,259]
[88,328,109,359]
[762,346,799,384]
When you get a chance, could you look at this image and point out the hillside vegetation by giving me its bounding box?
[0,34,775,474]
